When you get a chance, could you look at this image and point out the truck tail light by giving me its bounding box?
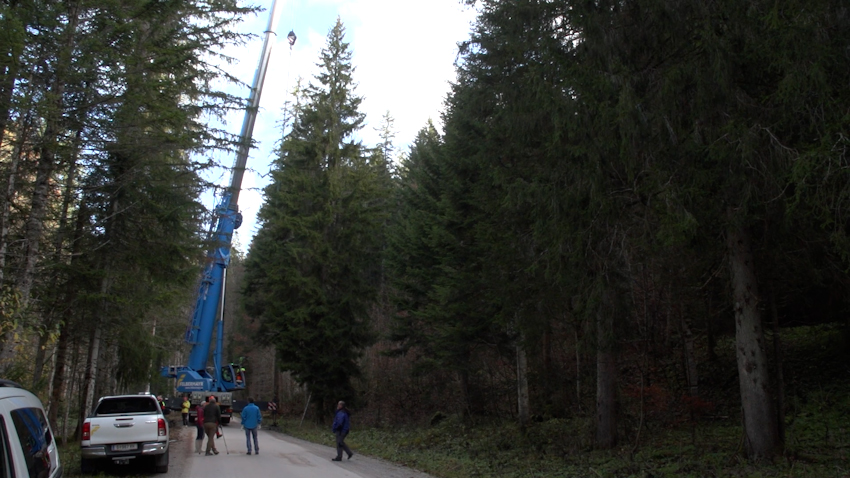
[157,418,166,437]
[82,422,91,441]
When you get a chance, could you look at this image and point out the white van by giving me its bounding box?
[0,380,62,478]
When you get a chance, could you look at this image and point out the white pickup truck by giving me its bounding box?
[80,394,170,474]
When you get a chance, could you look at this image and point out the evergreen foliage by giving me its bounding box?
[244,18,392,410]
[0,0,259,408]
[385,0,850,456]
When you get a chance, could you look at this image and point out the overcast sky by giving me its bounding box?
[202,0,478,251]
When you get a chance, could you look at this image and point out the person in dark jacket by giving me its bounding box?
[203,397,221,455]
[195,400,206,454]
[331,400,353,461]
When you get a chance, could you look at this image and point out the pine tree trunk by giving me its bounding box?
[103,340,119,395]
[595,290,617,449]
[31,333,50,387]
[80,322,102,430]
[65,339,82,442]
[575,328,581,409]
[681,316,699,398]
[706,295,718,362]
[273,353,280,402]
[769,289,786,446]
[146,316,157,393]
[0,131,27,283]
[3,2,79,359]
[516,341,529,429]
[48,324,69,428]
[16,130,57,304]
[33,129,82,389]
[14,13,76,305]
[726,222,781,459]
[81,272,110,426]
[458,367,471,419]
[47,199,88,427]
[543,328,551,396]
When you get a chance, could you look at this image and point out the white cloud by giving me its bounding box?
[343,0,475,144]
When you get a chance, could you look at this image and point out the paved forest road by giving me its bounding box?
[157,418,436,478]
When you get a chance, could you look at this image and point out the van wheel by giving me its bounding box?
[81,458,97,475]
[154,450,169,473]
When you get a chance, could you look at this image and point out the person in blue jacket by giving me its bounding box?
[241,397,262,455]
[331,400,353,461]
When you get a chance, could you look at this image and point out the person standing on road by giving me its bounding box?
[181,396,191,426]
[195,400,207,454]
[241,397,262,455]
[203,397,221,455]
[331,400,353,461]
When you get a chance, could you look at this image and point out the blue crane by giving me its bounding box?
[161,0,291,410]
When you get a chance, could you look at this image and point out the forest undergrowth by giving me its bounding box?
[279,325,850,478]
[55,325,850,477]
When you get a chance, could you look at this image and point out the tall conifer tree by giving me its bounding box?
[244,18,390,409]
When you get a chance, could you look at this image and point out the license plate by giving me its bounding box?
[112,444,137,451]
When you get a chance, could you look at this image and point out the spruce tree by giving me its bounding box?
[386,114,507,415]
[244,18,390,410]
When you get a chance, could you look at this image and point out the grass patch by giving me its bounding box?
[280,414,850,477]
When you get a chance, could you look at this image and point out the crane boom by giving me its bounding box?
[161,0,288,399]
[229,0,286,207]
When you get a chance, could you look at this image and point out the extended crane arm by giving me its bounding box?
[162,0,288,394]
[228,0,286,207]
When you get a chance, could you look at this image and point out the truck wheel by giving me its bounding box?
[80,458,97,475]
[154,450,169,473]
[221,417,230,425]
